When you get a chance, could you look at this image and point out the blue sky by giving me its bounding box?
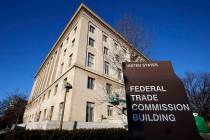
[0,0,210,99]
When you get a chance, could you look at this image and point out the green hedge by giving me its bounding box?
[0,128,128,140]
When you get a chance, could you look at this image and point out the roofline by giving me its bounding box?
[34,4,83,77]
[34,3,150,77]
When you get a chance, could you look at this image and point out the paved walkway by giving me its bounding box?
[201,133,210,140]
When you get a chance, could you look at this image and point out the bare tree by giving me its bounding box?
[117,14,152,58]
[0,90,27,129]
[182,72,210,119]
[90,81,127,127]
[90,15,151,120]
[95,25,149,116]
[103,46,126,110]
[93,81,126,114]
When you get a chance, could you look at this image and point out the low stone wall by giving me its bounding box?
[23,121,126,130]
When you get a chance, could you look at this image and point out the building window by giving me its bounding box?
[87,53,94,68]
[59,102,64,121]
[103,47,108,55]
[106,83,112,95]
[39,97,41,103]
[69,54,73,66]
[115,54,120,62]
[63,77,67,87]
[54,84,58,95]
[114,42,118,49]
[48,90,51,99]
[123,48,127,54]
[74,26,77,33]
[117,68,121,80]
[66,36,69,43]
[104,61,109,75]
[87,77,94,89]
[37,111,41,122]
[107,105,113,117]
[42,94,46,101]
[54,51,58,58]
[72,39,75,47]
[43,109,47,120]
[89,25,95,33]
[103,35,107,42]
[89,37,95,47]
[60,63,64,74]
[49,106,54,120]
[63,49,67,57]
[86,102,94,122]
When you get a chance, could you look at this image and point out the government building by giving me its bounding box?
[23,4,148,129]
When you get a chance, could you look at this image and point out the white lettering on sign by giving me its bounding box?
[131,103,190,111]
[130,94,158,102]
[132,113,176,122]
[126,63,159,68]
[128,85,191,123]
[130,86,167,93]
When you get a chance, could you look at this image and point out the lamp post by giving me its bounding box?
[59,81,72,130]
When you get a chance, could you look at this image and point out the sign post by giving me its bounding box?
[122,61,202,140]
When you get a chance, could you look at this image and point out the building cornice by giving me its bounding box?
[29,64,125,103]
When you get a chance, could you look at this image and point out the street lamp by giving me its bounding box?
[59,81,72,130]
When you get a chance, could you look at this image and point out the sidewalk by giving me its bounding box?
[201,133,210,140]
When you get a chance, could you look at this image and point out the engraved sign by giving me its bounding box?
[122,61,202,140]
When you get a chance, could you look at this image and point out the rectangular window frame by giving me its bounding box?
[74,26,77,34]
[38,111,41,122]
[103,35,107,42]
[72,39,75,47]
[49,106,54,120]
[103,47,108,55]
[42,94,46,101]
[117,68,122,80]
[87,77,95,89]
[87,53,95,68]
[107,105,113,117]
[106,83,112,95]
[89,37,95,47]
[48,90,51,99]
[114,42,118,49]
[60,62,64,74]
[69,53,73,66]
[54,84,58,95]
[89,25,95,33]
[104,61,109,75]
[43,109,47,120]
[63,49,67,57]
[86,102,95,122]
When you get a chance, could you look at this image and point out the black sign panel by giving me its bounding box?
[122,61,202,140]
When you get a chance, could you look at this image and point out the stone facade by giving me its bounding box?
[23,4,148,129]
